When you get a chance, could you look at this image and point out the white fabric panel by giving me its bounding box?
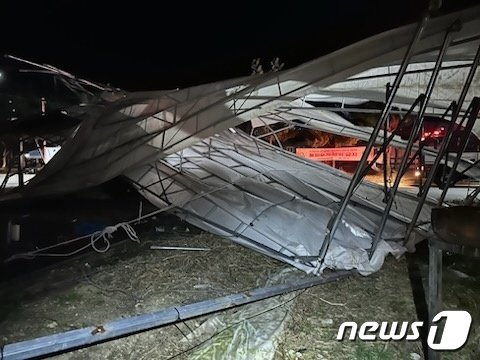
[1,7,478,280]
[127,131,434,275]
[326,61,480,134]
[3,5,477,202]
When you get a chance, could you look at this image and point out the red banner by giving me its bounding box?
[296,146,374,162]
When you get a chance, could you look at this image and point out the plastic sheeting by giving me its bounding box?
[1,7,478,277]
[127,131,431,275]
[4,5,479,201]
[326,61,480,125]
[184,268,299,360]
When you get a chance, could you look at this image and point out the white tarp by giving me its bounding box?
[127,130,429,275]
[2,6,479,276]
[3,5,478,201]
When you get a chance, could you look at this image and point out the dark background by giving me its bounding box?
[1,0,478,91]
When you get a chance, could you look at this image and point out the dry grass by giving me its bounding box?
[0,231,478,359]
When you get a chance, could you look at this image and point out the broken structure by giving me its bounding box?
[1,5,480,276]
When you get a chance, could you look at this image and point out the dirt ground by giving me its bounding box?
[0,230,478,359]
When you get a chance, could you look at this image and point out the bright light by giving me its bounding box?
[0,71,3,79]
[414,170,421,177]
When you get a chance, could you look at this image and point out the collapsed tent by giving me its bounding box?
[252,98,480,179]
[127,130,427,275]
[6,5,478,199]
[2,6,480,275]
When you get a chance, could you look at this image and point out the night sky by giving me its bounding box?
[1,0,478,91]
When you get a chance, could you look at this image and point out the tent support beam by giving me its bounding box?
[438,97,480,205]
[369,26,455,257]
[2,270,353,360]
[318,10,431,263]
[404,44,480,247]
[278,106,479,119]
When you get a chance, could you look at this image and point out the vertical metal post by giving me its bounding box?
[383,83,392,201]
[17,137,24,188]
[370,28,453,257]
[428,240,442,360]
[419,121,425,195]
[318,13,430,262]
[438,97,480,205]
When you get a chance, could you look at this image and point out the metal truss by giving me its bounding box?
[318,14,480,262]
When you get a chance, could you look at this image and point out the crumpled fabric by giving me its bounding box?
[184,268,301,360]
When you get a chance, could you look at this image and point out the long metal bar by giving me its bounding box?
[465,182,480,204]
[369,27,454,257]
[17,137,24,188]
[256,121,294,139]
[278,106,478,119]
[438,97,480,205]
[457,157,480,176]
[2,271,352,360]
[383,84,392,201]
[0,161,13,191]
[342,62,472,83]
[318,13,430,262]
[428,240,442,360]
[403,44,480,246]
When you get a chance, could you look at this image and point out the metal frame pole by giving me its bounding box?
[2,270,352,360]
[403,104,458,247]
[428,240,442,360]
[318,12,430,262]
[403,44,480,246]
[438,97,480,205]
[383,83,392,201]
[465,182,480,204]
[17,137,24,188]
[369,27,454,257]
[457,157,480,177]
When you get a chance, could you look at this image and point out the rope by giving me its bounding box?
[4,152,391,262]
[90,223,139,254]
[5,221,142,261]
